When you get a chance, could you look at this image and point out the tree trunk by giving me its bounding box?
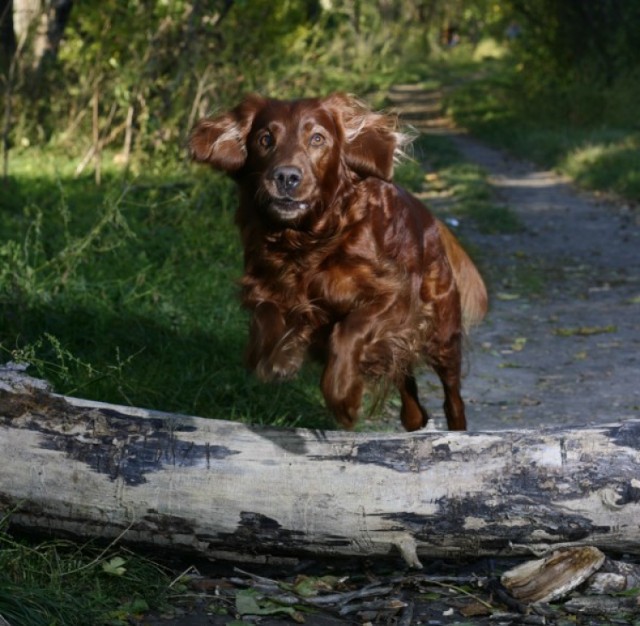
[1,365,639,567]
[12,0,72,73]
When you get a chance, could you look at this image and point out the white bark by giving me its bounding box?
[12,0,70,70]
[1,365,639,567]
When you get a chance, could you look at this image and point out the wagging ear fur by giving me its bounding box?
[324,93,410,181]
[189,94,266,173]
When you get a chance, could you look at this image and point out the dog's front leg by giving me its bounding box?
[321,309,378,429]
[246,301,307,381]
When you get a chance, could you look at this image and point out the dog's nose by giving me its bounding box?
[273,166,302,194]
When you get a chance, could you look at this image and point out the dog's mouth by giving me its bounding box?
[266,198,312,222]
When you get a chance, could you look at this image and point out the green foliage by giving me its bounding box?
[561,134,640,199]
[445,57,640,202]
[5,0,438,164]
[235,588,304,621]
[471,1,640,137]
[505,0,640,89]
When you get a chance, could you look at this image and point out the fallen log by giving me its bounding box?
[1,364,640,567]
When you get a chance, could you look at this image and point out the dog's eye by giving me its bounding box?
[310,133,325,147]
[259,132,274,149]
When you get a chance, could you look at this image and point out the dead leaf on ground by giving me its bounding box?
[511,337,527,351]
[554,325,617,337]
[496,292,521,301]
[459,600,493,617]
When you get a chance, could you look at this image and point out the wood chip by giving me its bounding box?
[501,547,605,604]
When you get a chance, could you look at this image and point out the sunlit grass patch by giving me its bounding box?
[472,38,508,61]
[560,135,640,199]
[444,58,640,202]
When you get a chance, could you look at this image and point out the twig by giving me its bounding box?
[92,87,101,185]
[233,566,282,587]
[168,564,200,589]
[74,118,126,178]
[424,578,494,610]
[338,597,406,615]
[122,103,134,167]
[233,567,395,612]
[311,585,394,607]
[411,573,488,585]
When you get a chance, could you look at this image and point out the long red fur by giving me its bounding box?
[190,93,487,431]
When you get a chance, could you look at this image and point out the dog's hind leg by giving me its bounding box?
[431,337,467,431]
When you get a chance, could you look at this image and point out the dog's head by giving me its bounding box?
[189,94,407,227]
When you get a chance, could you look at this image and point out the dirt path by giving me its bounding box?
[389,84,640,432]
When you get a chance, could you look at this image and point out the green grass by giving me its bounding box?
[0,518,173,625]
[444,57,640,202]
[561,135,640,198]
[0,153,332,430]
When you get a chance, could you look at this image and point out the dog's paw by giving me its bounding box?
[255,349,303,382]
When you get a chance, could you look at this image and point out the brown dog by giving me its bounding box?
[189,94,487,431]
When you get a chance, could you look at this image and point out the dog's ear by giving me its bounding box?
[324,93,408,181]
[189,94,265,173]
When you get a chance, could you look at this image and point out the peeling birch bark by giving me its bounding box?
[1,365,640,567]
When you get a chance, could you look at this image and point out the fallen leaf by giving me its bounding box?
[511,337,527,351]
[420,592,442,601]
[102,556,127,576]
[554,325,617,337]
[497,292,520,301]
[235,588,302,620]
[460,600,492,617]
[293,574,341,597]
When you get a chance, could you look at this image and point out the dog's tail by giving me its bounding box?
[436,220,488,331]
